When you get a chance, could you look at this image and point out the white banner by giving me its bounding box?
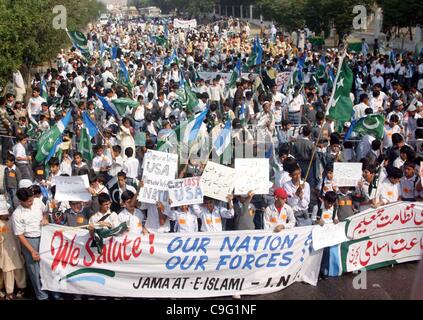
[198,72,251,83]
[340,202,423,272]
[344,230,423,272]
[168,177,204,207]
[201,161,236,202]
[333,162,363,187]
[346,202,423,240]
[53,175,90,202]
[138,150,178,204]
[40,225,322,298]
[312,222,348,251]
[174,19,197,29]
[234,158,271,195]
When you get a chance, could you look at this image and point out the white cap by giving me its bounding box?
[19,179,33,189]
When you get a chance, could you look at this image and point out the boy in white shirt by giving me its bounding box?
[264,188,296,232]
[375,167,403,206]
[123,147,139,185]
[400,161,419,202]
[89,193,120,229]
[191,195,234,232]
[317,191,339,226]
[92,145,112,176]
[119,190,148,235]
[168,202,199,233]
[382,114,401,149]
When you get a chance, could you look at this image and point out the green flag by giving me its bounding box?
[327,59,354,131]
[35,111,71,163]
[66,29,91,60]
[226,70,239,90]
[111,98,139,117]
[353,114,385,140]
[175,81,199,114]
[91,222,129,254]
[78,127,93,161]
[66,30,88,48]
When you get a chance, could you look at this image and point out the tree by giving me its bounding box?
[378,0,423,40]
[0,0,105,90]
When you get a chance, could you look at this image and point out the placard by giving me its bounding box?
[138,150,178,204]
[234,158,271,195]
[168,177,203,207]
[201,162,236,202]
[53,175,91,202]
[333,162,363,187]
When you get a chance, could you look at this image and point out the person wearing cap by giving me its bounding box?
[405,103,418,142]
[387,100,405,125]
[264,188,296,232]
[12,188,49,300]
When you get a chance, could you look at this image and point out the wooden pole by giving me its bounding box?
[303,38,349,185]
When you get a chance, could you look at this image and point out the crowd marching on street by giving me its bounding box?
[1,13,423,300]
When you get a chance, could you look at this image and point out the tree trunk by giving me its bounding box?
[409,25,413,41]
[20,63,33,103]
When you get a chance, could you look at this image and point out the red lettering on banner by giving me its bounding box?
[83,236,96,267]
[50,231,79,271]
[359,241,373,267]
[132,237,143,257]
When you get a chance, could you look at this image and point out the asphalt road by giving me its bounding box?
[238,262,419,300]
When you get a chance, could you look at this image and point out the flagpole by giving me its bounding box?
[303,39,349,185]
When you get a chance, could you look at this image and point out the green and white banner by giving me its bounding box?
[335,202,423,274]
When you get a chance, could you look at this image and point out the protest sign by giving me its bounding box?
[168,177,204,207]
[174,19,197,29]
[234,158,271,195]
[138,150,178,204]
[275,72,291,92]
[328,202,423,275]
[312,222,348,251]
[40,224,322,298]
[53,175,91,202]
[333,162,363,187]
[201,161,236,202]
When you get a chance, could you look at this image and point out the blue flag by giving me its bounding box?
[82,111,99,137]
[236,59,242,77]
[96,94,120,119]
[213,118,232,156]
[188,109,209,144]
[255,36,263,65]
[45,136,63,164]
[111,46,118,60]
[119,60,130,81]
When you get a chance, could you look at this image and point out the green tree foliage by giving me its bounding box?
[150,0,215,16]
[256,0,373,39]
[0,0,105,88]
[378,0,423,39]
